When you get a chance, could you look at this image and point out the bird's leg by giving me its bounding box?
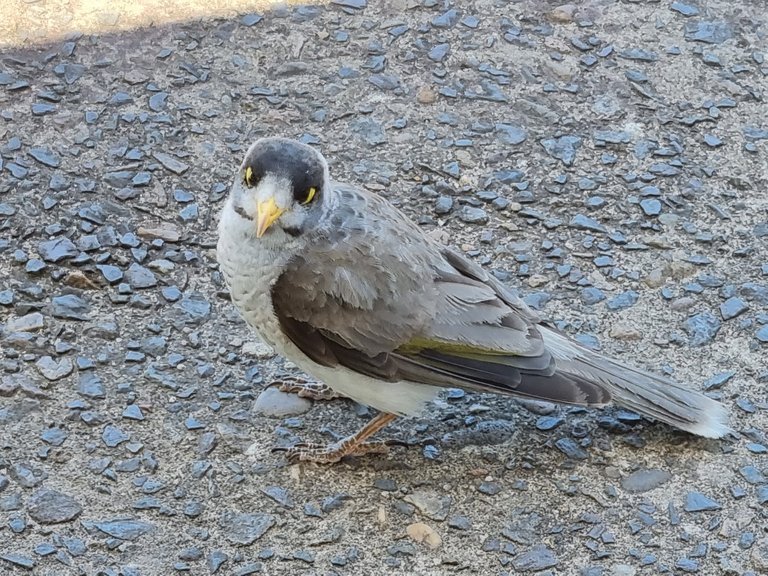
[277,377,341,401]
[275,412,398,464]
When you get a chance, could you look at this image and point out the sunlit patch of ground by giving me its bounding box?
[1,0,321,47]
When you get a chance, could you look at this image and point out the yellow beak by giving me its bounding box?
[255,197,285,238]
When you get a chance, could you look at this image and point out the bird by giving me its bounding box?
[216,137,731,464]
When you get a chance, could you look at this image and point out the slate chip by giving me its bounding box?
[51,294,91,320]
[541,135,582,166]
[702,371,735,391]
[152,151,189,175]
[684,21,732,44]
[569,214,606,233]
[555,438,588,460]
[684,492,722,512]
[28,147,60,167]
[94,518,155,541]
[125,263,157,289]
[513,545,559,572]
[27,489,82,524]
[0,554,35,569]
[38,238,78,262]
[219,512,276,545]
[719,297,748,320]
[459,206,488,224]
[684,312,721,346]
[621,469,671,493]
[102,425,130,447]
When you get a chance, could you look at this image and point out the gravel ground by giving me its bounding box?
[1,1,767,575]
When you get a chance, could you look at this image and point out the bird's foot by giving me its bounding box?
[278,379,340,401]
[275,439,396,464]
[273,412,399,464]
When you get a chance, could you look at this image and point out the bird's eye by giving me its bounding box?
[244,166,253,186]
[302,187,316,205]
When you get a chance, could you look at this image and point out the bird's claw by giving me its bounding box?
[277,380,341,401]
[272,439,401,464]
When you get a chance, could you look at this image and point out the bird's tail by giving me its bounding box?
[540,327,731,438]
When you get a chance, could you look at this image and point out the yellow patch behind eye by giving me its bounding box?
[303,187,316,204]
[245,166,253,186]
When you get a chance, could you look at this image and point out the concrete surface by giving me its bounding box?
[0,1,767,575]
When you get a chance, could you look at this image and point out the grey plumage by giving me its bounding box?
[218,137,731,442]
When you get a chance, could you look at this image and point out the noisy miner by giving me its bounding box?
[217,137,730,463]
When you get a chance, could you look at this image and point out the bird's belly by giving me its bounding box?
[289,356,440,417]
[217,237,439,416]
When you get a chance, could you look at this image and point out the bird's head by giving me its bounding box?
[228,137,329,240]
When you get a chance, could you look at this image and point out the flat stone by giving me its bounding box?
[428,43,450,63]
[27,489,82,524]
[241,13,262,26]
[541,135,582,166]
[5,312,44,332]
[10,463,45,488]
[620,48,658,62]
[137,224,181,243]
[104,171,134,187]
[173,293,212,326]
[38,237,78,262]
[331,0,366,8]
[535,415,564,431]
[496,123,527,145]
[122,404,144,421]
[640,198,662,216]
[739,465,766,485]
[441,419,516,447]
[351,117,387,146]
[403,490,452,521]
[28,147,60,167]
[220,511,275,545]
[606,291,639,311]
[148,92,168,112]
[459,206,489,224]
[152,151,189,175]
[96,265,123,284]
[406,522,442,549]
[435,196,453,215]
[95,518,155,541]
[719,297,748,320]
[684,21,732,44]
[0,553,35,569]
[41,427,67,446]
[35,356,74,381]
[102,425,130,447]
[432,9,459,28]
[261,486,294,508]
[78,372,105,399]
[621,469,671,493]
[684,312,721,346]
[702,371,735,391]
[51,294,91,321]
[569,214,606,233]
[684,492,722,512]
[0,289,14,305]
[252,387,311,417]
[671,1,700,16]
[513,545,559,572]
[609,322,642,340]
[555,437,588,460]
[125,263,157,289]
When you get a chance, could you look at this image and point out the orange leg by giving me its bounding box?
[275,412,398,464]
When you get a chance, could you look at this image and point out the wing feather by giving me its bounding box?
[270,183,609,407]
[268,183,729,437]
